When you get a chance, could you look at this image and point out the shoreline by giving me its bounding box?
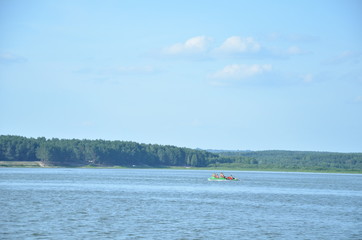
[1,161,361,174]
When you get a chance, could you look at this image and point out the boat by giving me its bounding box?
[208,177,239,181]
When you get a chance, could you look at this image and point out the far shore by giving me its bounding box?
[0,161,45,168]
[1,161,361,174]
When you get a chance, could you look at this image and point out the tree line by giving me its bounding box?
[0,135,221,167]
[216,150,362,171]
[0,135,361,171]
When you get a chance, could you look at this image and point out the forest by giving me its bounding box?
[214,150,362,171]
[0,135,361,171]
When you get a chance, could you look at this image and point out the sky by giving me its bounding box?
[1,0,361,152]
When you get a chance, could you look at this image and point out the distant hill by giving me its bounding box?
[211,150,362,171]
[1,135,361,172]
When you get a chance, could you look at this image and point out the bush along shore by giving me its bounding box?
[0,135,361,172]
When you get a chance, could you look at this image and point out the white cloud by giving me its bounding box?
[217,36,261,53]
[163,36,211,55]
[161,35,310,60]
[210,64,272,79]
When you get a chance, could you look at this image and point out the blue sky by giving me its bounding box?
[1,0,361,152]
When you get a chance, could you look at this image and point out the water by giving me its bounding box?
[0,168,361,239]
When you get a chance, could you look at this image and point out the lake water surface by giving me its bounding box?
[0,168,361,239]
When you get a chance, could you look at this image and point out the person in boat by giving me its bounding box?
[212,173,219,178]
[227,175,234,180]
[219,172,226,179]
